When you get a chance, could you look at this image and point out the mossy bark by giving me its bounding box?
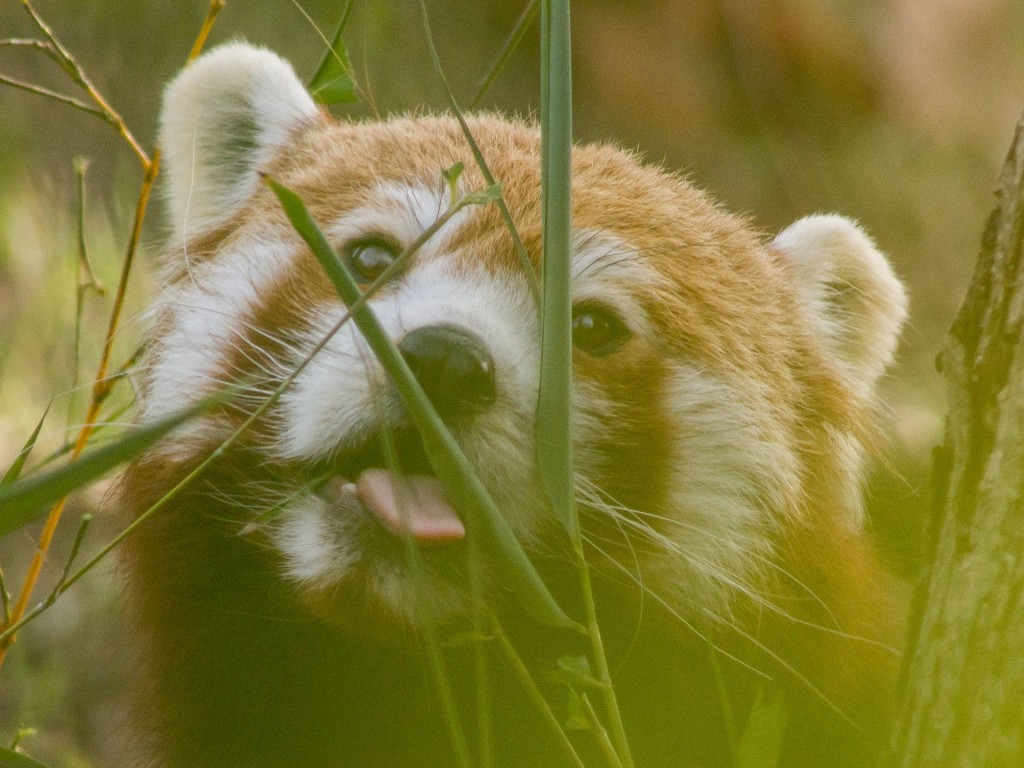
[884,115,1024,767]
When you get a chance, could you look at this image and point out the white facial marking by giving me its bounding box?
[273,180,537,463]
[325,180,472,258]
[657,363,801,616]
[272,489,469,624]
[571,229,662,338]
[141,236,295,426]
[272,495,357,585]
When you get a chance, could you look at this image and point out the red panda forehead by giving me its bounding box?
[276,115,539,197]
[267,114,804,360]
[273,114,705,222]
[273,114,747,246]
[280,115,750,231]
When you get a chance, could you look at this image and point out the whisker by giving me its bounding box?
[582,531,771,683]
[577,478,895,651]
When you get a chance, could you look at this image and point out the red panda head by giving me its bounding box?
[127,42,907,660]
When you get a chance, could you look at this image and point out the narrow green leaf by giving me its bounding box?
[736,689,789,768]
[1,403,51,486]
[308,2,358,105]
[0,746,56,768]
[0,391,228,539]
[442,161,466,202]
[266,177,576,630]
[539,7,637,768]
[537,0,576,535]
[462,183,503,207]
[563,688,591,732]
[547,654,608,691]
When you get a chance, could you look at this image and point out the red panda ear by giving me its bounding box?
[772,215,908,397]
[158,42,319,243]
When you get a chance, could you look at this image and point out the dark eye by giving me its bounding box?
[572,304,629,356]
[343,238,400,284]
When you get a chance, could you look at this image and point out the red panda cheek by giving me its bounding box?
[573,348,674,536]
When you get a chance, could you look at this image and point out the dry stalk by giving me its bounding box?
[14,0,150,165]
[0,0,227,670]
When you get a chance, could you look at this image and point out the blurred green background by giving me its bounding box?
[1,0,1022,764]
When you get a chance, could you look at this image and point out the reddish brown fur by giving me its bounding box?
[122,111,902,768]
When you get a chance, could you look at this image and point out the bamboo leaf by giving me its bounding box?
[266,177,576,630]
[1,403,51,486]
[309,2,358,106]
[0,391,228,538]
[462,183,503,207]
[441,161,465,202]
[547,654,608,691]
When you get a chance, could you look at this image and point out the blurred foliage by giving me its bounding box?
[1,0,1023,764]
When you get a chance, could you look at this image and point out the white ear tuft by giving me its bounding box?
[772,215,908,396]
[158,42,319,242]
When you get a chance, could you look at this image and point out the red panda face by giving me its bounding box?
[126,43,907,645]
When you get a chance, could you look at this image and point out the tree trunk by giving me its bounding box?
[883,116,1024,767]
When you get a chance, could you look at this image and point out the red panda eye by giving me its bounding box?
[572,304,629,356]
[343,238,400,284]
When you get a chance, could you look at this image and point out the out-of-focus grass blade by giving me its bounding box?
[309,0,358,106]
[0,747,54,768]
[736,689,788,768]
[419,0,541,306]
[0,391,229,538]
[537,0,575,535]
[267,177,576,631]
[469,0,540,110]
[1,403,51,486]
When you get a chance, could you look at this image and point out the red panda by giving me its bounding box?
[119,42,908,768]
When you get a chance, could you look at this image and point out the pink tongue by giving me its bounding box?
[356,469,465,545]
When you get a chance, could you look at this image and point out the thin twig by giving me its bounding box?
[70,159,106,431]
[488,614,588,768]
[420,2,541,307]
[91,151,159,406]
[0,38,55,56]
[0,568,10,626]
[580,694,626,768]
[469,0,540,109]
[53,514,92,593]
[187,0,225,62]
[388,427,473,768]
[16,0,150,165]
[467,537,493,768]
[0,74,111,122]
[572,535,636,768]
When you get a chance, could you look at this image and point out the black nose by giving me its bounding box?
[397,325,496,417]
